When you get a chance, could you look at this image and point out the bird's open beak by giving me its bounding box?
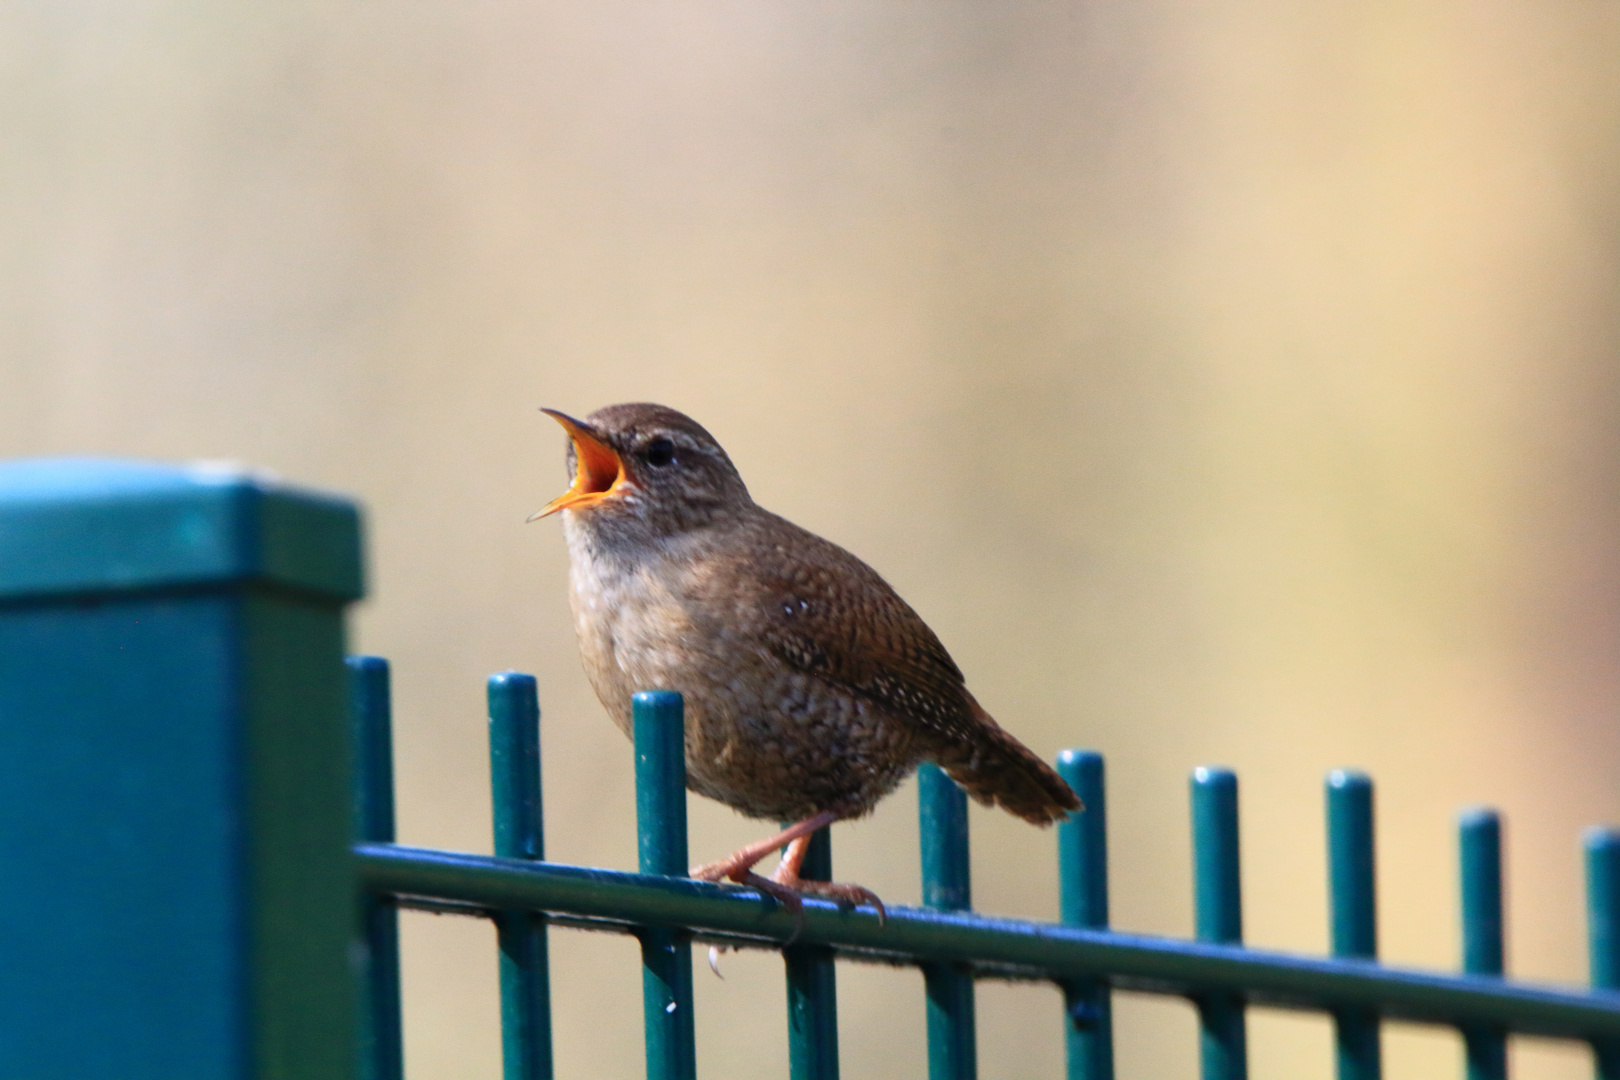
[528,409,627,521]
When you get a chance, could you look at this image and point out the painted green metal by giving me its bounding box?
[1192,767,1247,1080]
[0,457,362,601]
[1459,809,1505,1080]
[1057,750,1113,1080]
[1586,827,1620,1079]
[1588,828,1620,989]
[342,671,1620,1080]
[920,763,978,1080]
[357,841,1620,1038]
[634,691,697,1080]
[1327,772,1377,960]
[0,458,361,1079]
[350,657,404,1080]
[490,673,554,1080]
[785,827,840,1080]
[1328,770,1382,1080]
[1460,810,1504,977]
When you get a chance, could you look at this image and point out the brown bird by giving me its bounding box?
[532,402,1079,915]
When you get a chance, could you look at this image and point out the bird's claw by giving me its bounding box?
[690,830,887,935]
[739,870,811,941]
[691,860,812,938]
[786,878,888,925]
[736,870,805,913]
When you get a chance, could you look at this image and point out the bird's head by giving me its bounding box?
[530,403,752,540]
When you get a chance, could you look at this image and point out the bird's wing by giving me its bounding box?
[726,514,983,748]
[704,511,1080,825]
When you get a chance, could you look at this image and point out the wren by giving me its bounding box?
[532,403,1079,915]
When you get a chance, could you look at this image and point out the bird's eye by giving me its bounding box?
[643,437,676,467]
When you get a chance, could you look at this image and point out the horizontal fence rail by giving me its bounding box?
[348,658,1620,1080]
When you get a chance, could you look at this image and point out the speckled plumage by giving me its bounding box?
[542,402,1080,828]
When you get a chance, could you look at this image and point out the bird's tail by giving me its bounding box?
[929,694,1082,825]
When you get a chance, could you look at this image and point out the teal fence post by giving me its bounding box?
[1058,750,1113,1080]
[634,690,697,1080]
[350,656,404,1080]
[785,825,840,1080]
[490,672,555,1080]
[1585,827,1620,1080]
[0,458,363,1079]
[1459,809,1505,1080]
[1192,767,1247,1080]
[1328,770,1382,1080]
[920,763,978,1080]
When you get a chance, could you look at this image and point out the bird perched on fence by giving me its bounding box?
[531,402,1079,916]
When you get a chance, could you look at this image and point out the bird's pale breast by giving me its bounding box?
[564,519,918,820]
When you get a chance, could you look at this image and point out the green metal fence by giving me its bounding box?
[6,458,1620,1080]
[353,661,1620,1080]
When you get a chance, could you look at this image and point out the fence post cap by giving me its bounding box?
[0,456,363,603]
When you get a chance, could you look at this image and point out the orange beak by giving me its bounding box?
[528,409,628,520]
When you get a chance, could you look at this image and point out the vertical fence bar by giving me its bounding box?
[920,763,977,1080]
[1058,750,1114,1080]
[634,691,697,1080]
[490,672,554,1080]
[350,656,404,1080]
[1328,770,1381,1080]
[1585,827,1620,1080]
[1459,809,1505,1080]
[785,826,840,1080]
[1191,767,1247,1080]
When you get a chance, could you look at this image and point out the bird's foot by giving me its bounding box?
[689,810,840,885]
[698,865,811,941]
[691,852,810,929]
[771,867,888,925]
[690,852,763,884]
[737,869,888,942]
[688,811,885,935]
[736,869,809,917]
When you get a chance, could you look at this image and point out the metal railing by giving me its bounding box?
[4,457,1619,1080]
[349,657,1620,1080]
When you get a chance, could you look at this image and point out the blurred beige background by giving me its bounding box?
[4,2,1619,1077]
